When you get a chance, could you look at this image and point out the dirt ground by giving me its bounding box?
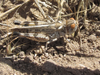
[0,0,100,75]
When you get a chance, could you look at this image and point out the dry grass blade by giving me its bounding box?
[56,0,65,21]
[6,37,18,55]
[6,36,27,55]
[76,0,83,21]
[61,6,95,18]
[84,0,88,23]
[0,0,30,20]
[45,0,58,9]
[35,0,46,18]
[65,1,73,13]
[0,4,22,20]
[38,0,51,8]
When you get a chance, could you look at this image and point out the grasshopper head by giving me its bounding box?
[66,18,78,35]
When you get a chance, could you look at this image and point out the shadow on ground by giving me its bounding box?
[0,56,100,75]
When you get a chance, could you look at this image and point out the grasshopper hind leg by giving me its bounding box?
[45,38,58,50]
[45,38,66,52]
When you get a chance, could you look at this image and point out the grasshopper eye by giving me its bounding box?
[70,24,75,29]
[70,18,75,20]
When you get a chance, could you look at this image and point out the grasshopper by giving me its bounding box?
[0,18,78,54]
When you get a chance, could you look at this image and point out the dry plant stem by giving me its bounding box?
[12,1,28,18]
[8,37,19,46]
[84,0,88,23]
[0,4,22,20]
[38,0,51,8]
[56,0,65,21]
[0,0,30,20]
[78,27,82,50]
[1,0,5,6]
[61,6,95,18]
[44,0,57,9]
[76,0,83,49]
[34,0,46,18]
[6,37,19,55]
[65,2,73,13]
[4,56,13,59]
[47,15,55,22]
[76,0,83,21]
[38,0,57,11]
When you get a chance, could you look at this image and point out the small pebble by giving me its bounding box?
[3,45,6,48]
[44,53,48,58]
[24,55,33,63]
[18,51,25,59]
[12,55,18,60]
[64,54,66,57]
[0,43,3,48]
[59,54,63,58]
[88,35,97,42]
[80,43,88,52]
[96,30,100,36]
[41,55,45,59]
[97,46,100,50]
[83,39,87,43]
